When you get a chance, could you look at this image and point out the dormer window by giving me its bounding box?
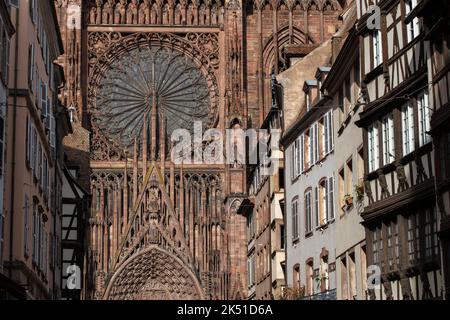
[318,80,322,98]
[315,67,331,100]
[306,91,311,111]
[303,80,318,112]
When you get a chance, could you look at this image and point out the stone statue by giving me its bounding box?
[395,160,409,192]
[415,152,428,184]
[377,169,390,199]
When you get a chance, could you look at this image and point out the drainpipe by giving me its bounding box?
[9,2,20,279]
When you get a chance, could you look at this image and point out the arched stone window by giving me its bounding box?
[293,263,300,290]
[306,258,314,296]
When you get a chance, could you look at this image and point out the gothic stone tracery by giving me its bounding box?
[55,0,347,300]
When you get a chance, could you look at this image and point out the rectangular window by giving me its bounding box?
[382,113,395,165]
[314,123,319,164]
[41,82,47,117]
[424,208,438,259]
[28,44,34,89]
[24,195,30,257]
[323,112,334,155]
[292,199,299,240]
[309,127,314,166]
[328,176,335,221]
[373,29,383,67]
[387,224,393,269]
[394,223,400,266]
[402,103,415,155]
[43,155,48,200]
[293,140,299,178]
[345,158,353,199]
[319,182,327,227]
[407,213,421,264]
[315,186,321,227]
[305,191,312,234]
[306,91,311,111]
[299,135,304,174]
[368,123,380,172]
[305,130,311,169]
[30,0,37,24]
[32,202,38,263]
[0,27,10,85]
[50,114,56,148]
[37,143,42,183]
[340,257,348,300]
[31,128,36,174]
[406,0,420,42]
[418,90,431,146]
[372,229,379,266]
[34,66,39,103]
[293,135,304,178]
[26,116,30,166]
[338,168,345,216]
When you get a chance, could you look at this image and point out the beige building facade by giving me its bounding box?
[1,0,69,300]
[321,10,368,299]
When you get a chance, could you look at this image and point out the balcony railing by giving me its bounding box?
[300,289,337,301]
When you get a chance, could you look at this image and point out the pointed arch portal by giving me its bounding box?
[104,246,205,300]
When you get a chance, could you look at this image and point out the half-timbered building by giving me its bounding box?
[355,0,443,300]
[416,0,450,300]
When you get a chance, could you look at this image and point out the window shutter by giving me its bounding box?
[31,127,36,172]
[26,116,30,165]
[325,180,329,223]
[328,112,332,152]
[47,97,51,125]
[41,82,47,117]
[314,123,319,163]
[314,187,319,228]
[32,203,37,262]
[293,140,298,177]
[28,44,34,89]
[324,113,329,155]
[50,115,56,148]
[309,128,314,165]
[300,135,304,173]
[329,177,335,220]
[24,195,29,256]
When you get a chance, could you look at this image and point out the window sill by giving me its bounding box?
[316,219,335,231]
[305,231,313,239]
[364,64,383,83]
[367,142,433,178]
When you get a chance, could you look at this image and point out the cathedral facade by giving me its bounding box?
[54,0,346,300]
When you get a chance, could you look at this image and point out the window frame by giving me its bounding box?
[382,113,395,165]
[368,123,380,172]
[402,103,415,156]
